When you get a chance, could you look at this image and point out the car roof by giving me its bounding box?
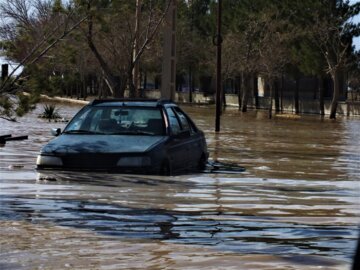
[89,99,176,108]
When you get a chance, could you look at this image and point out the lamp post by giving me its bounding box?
[215,0,223,132]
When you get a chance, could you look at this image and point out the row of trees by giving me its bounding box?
[0,0,359,120]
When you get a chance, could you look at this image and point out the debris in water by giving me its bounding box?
[0,134,28,145]
[206,160,245,174]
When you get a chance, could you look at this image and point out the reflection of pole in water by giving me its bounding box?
[353,232,360,270]
[156,221,179,240]
[215,178,223,216]
[213,133,220,162]
[211,133,245,174]
[210,171,224,242]
[211,133,224,241]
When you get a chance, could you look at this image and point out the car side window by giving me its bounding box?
[173,107,190,131]
[173,107,197,134]
[166,108,181,135]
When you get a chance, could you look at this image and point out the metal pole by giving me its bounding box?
[189,0,193,103]
[215,0,222,132]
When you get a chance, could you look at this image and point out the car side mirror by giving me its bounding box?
[51,128,61,136]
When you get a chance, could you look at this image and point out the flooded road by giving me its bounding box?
[1,103,360,269]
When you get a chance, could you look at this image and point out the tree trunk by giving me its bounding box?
[128,66,136,98]
[238,73,244,110]
[76,82,80,100]
[88,41,124,97]
[318,75,325,116]
[253,75,259,109]
[329,70,340,119]
[133,0,141,98]
[274,80,280,113]
[177,75,183,92]
[280,75,284,112]
[87,12,124,98]
[268,80,273,119]
[222,82,226,110]
[241,73,251,112]
[294,78,300,114]
[98,76,104,98]
[155,75,160,90]
[143,71,147,91]
[189,66,193,103]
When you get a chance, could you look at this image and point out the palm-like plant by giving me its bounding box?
[39,104,61,120]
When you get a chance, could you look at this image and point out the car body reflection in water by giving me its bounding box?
[1,103,360,269]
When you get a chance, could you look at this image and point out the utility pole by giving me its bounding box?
[188,0,193,103]
[215,0,223,132]
[161,0,177,100]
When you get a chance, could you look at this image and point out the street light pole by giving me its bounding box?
[215,0,222,132]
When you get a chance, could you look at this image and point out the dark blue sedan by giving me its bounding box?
[36,99,208,175]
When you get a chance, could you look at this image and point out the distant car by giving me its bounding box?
[36,99,208,175]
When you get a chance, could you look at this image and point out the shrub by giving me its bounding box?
[39,104,61,120]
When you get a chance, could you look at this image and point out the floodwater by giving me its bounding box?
[1,102,360,270]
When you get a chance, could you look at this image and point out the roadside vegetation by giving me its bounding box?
[0,0,359,120]
[38,104,61,121]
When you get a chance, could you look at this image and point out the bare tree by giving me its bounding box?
[313,20,350,119]
[79,0,171,98]
[311,1,360,119]
[223,16,261,112]
[257,11,291,119]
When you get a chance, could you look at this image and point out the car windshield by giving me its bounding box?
[64,106,165,136]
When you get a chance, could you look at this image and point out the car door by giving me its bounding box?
[165,107,190,172]
[172,107,204,169]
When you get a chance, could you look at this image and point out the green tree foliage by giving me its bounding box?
[0,0,86,120]
[308,0,360,118]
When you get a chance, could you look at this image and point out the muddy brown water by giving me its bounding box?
[1,102,359,269]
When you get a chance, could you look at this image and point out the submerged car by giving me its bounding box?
[37,99,208,175]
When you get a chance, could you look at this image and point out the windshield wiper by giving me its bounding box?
[63,130,104,135]
[110,130,155,136]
